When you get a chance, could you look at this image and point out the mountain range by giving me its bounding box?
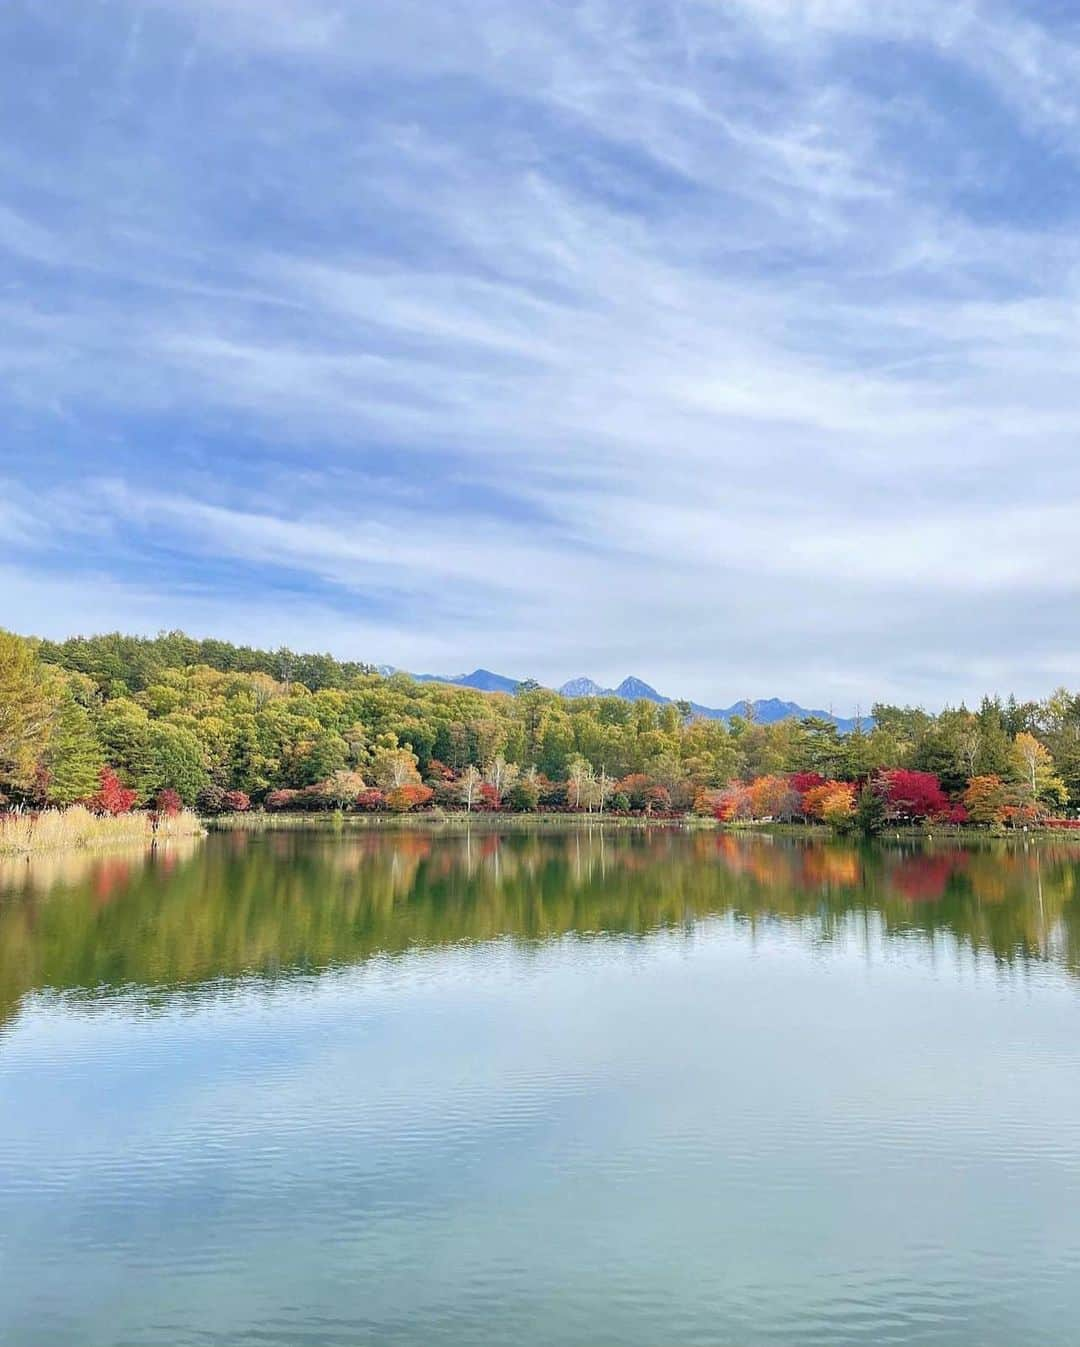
[384,667,865,732]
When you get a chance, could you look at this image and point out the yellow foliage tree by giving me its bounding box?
[1010,733,1067,811]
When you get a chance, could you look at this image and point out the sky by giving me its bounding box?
[2,0,1080,711]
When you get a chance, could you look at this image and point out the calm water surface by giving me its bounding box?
[1,828,1079,1346]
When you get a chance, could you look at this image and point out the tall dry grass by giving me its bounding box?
[0,806,204,857]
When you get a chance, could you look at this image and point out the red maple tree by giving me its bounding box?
[883,770,949,820]
[90,768,138,816]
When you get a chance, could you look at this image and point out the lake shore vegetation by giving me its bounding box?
[2,628,1080,841]
[0,803,203,857]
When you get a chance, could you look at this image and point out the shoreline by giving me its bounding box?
[204,812,1080,844]
[0,808,205,860]
[3,807,1076,861]
[204,811,715,833]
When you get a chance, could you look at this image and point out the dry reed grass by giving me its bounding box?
[0,806,204,857]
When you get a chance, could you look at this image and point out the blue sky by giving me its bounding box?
[2,0,1079,710]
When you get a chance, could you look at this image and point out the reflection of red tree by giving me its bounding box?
[889,852,966,903]
[92,858,135,907]
[156,849,180,875]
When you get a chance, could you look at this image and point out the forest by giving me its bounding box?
[1,628,1079,829]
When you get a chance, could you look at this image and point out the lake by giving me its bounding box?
[2,827,1079,1346]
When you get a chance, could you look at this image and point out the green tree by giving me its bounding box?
[0,631,56,794]
[508,776,540,812]
[143,722,209,804]
[975,698,1012,777]
[93,697,154,788]
[855,782,887,837]
[40,680,105,805]
[296,731,349,786]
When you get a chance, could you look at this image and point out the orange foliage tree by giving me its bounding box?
[803,780,856,829]
[963,775,1007,827]
[385,783,435,814]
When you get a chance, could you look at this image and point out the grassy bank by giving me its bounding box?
[0,806,204,857]
[205,810,720,833]
[203,811,1080,844]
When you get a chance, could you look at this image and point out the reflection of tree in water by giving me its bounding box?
[1,830,1078,1024]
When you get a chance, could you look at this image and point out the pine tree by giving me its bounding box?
[41,683,105,805]
[855,783,887,836]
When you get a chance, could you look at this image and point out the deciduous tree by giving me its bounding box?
[90,767,138,816]
[0,631,56,793]
[1010,733,1067,810]
[963,775,1007,827]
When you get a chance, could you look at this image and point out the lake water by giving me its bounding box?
[2,827,1079,1346]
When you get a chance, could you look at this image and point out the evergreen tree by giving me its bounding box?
[855,782,887,837]
[41,682,105,805]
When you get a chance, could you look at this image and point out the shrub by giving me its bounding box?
[196,785,228,815]
[90,768,137,816]
[316,770,368,809]
[713,782,752,822]
[616,774,653,810]
[356,788,385,811]
[224,790,251,813]
[385,784,435,814]
[155,788,183,817]
[265,788,301,812]
[425,759,454,783]
[508,777,540,812]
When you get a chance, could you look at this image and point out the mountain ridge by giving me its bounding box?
[389,667,866,732]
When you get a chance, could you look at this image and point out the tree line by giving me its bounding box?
[1,628,1079,824]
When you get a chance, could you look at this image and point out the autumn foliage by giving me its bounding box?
[385,784,435,814]
[963,775,1008,827]
[89,768,137,816]
[882,770,950,821]
[802,781,857,827]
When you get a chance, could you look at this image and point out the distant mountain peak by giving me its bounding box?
[401,666,866,731]
[560,677,607,698]
[614,676,665,702]
[449,668,522,694]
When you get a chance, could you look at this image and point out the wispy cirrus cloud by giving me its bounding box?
[2,0,1080,705]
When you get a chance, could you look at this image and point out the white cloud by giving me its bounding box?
[4,0,1080,706]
